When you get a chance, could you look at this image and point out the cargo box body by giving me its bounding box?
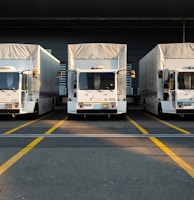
[139,43,194,117]
[0,43,60,117]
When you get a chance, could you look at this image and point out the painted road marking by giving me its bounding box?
[3,112,56,135]
[0,117,67,175]
[126,115,194,179]
[0,133,194,138]
[141,111,191,134]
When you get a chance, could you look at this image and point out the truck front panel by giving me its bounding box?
[76,72,118,114]
[0,71,20,114]
[175,71,194,114]
[160,70,194,115]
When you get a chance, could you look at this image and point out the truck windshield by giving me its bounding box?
[178,72,194,89]
[0,72,19,90]
[79,72,115,90]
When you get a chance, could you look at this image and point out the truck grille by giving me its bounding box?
[77,109,117,114]
[0,109,19,114]
[176,109,194,114]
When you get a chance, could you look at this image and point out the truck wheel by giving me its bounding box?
[51,99,55,112]
[158,104,164,119]
[67,113,74,120]
[118,114,126,120]
[51,103,54,112]
[31,104,39,119]
[143,98,146,111]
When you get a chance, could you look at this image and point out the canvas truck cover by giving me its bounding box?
[68,43,127,71]
[0,43,59,71]
[0,43,60,95]
[68,43,127,99]
[140,43,194,70]
[139,43,194,94]
[159,43,194,59]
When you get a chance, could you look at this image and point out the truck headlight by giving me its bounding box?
[177,102,183,108]
[110,102,116,108]
[13,102,19,108]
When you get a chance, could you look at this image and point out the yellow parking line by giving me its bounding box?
[0,137,44,175]
[141,111,191,134]
[126,115,194,178]
[150,137,194,178]
[0,116,67,175]
[3,112,55,135]
[126,115,149,135]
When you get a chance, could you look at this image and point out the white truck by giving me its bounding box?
[139,43,194,118]
[0,43,60,118]
[67,43,127,118]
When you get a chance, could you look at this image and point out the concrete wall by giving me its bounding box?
[0,19,194,90]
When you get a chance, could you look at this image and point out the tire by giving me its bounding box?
[118,113,126,120]
[52,103,54,112]
[67,113,74,120]
[51,99,55,112]
[31,104,39,119]
[158,104,165,119]
[143,98,146,111]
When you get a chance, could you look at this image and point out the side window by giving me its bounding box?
[169,73,175,90]
[22,74,27,90]
[178,72,185,89]
[191,73,194,89]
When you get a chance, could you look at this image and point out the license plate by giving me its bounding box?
[83,104,92,107]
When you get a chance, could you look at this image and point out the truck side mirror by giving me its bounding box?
[57,71,62,78]
[130,70,136,78]
[158,71,163,78]
[33,70,38,78]
[169,74,175,90]
[22,74,27,90]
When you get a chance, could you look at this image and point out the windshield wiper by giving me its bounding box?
[105,87,114,92]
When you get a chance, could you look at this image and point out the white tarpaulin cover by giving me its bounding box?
[0,43,38,59]
[139,43,194,95]
[0,43,60,94]
[68,43,127,70]
[159,43,194,58]
[0,43,59,71]
[68,43,127,99]
[0,43,39,70]
[140,43,194,71]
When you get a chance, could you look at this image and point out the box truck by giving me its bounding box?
[139,43,194,118]
[67,43,127,118]
[0,43,60,118]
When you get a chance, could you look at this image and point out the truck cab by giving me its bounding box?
[0,66,21,116]
[67,67,119,116]
[175,68,194,114]
[159,67,194,116]
[77,68,118,114]
[0,66,38,117]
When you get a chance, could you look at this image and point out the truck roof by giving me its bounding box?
[68,43,127,71]
[0,43,60,62]
[147,43,194,59]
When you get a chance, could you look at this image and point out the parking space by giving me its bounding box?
[0,110,194,200]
